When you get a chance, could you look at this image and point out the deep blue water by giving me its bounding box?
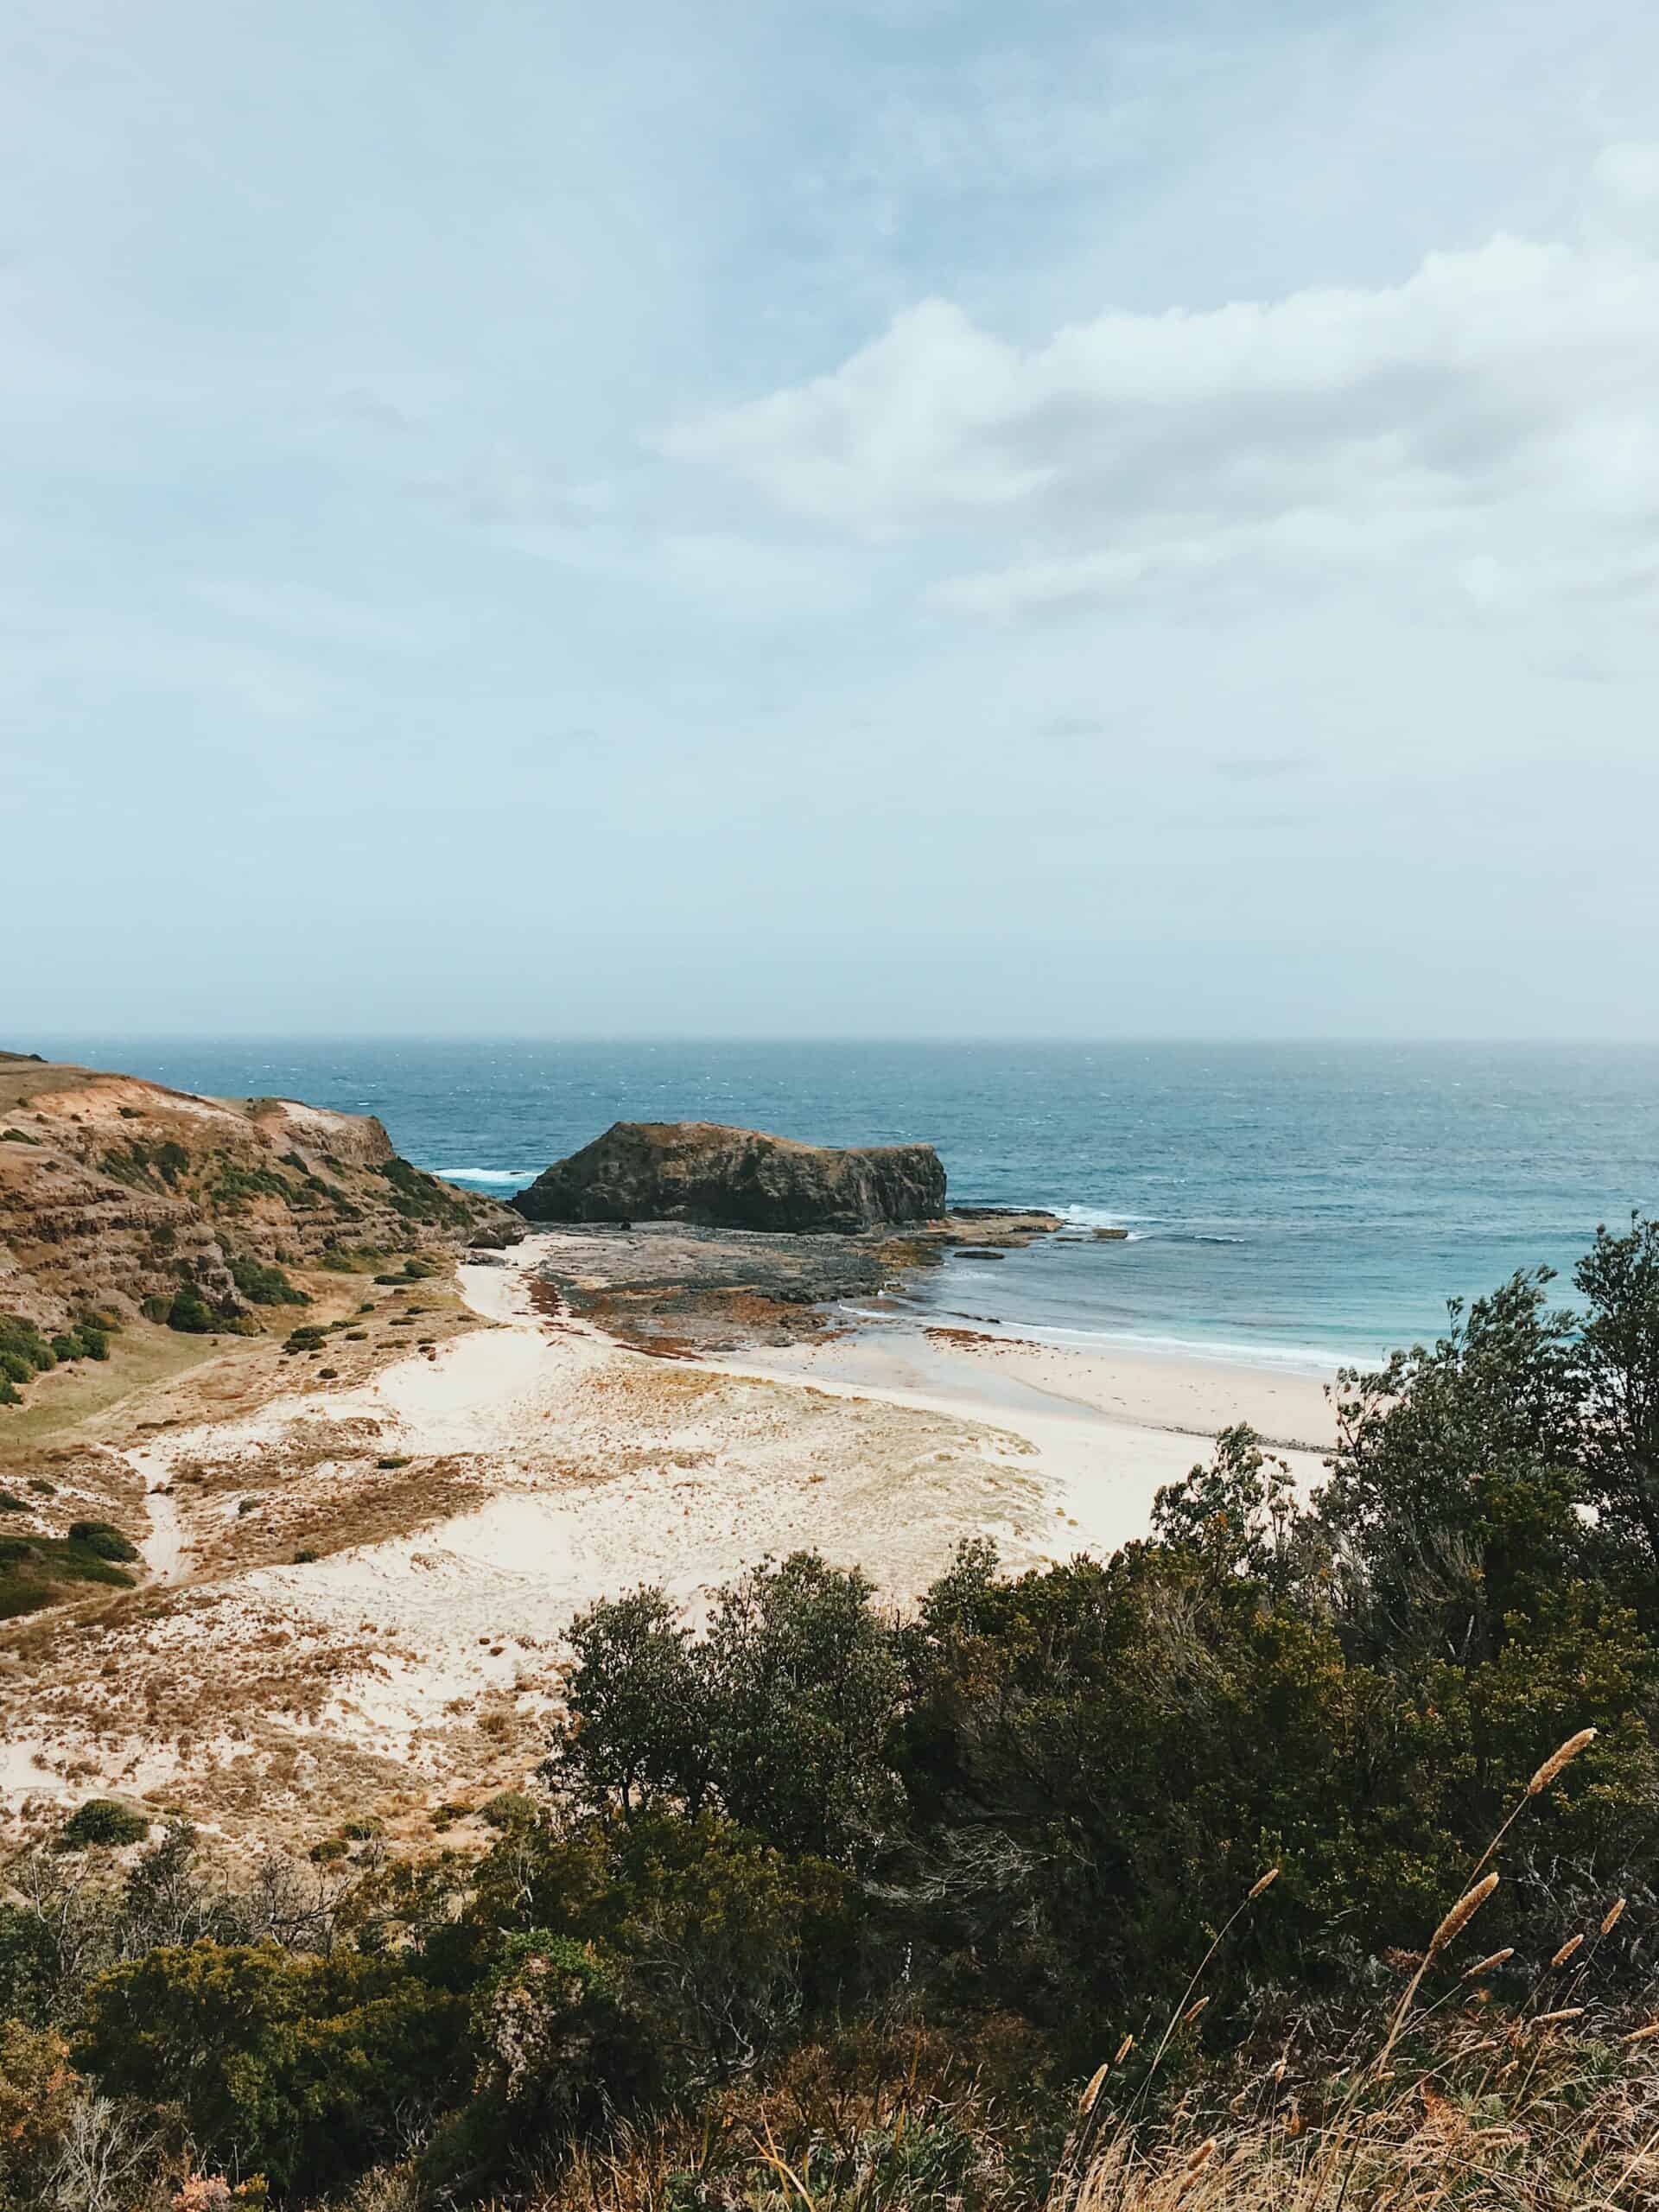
[27,1039,1659,1371]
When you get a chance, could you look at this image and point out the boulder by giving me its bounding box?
[464,1221,527,1250]
[512,1122,946,1233]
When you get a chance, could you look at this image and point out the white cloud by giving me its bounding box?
[662,168,1659,620]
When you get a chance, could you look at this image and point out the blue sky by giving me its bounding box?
[7,0,1659,1036]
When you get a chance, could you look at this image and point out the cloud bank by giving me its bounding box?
[665,165,1659,622]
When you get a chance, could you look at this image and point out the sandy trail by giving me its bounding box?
[134,1445,185,1582]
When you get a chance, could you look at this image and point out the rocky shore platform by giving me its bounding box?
[520,1207,1062,1355]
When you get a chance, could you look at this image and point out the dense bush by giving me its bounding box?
[66,1519,139,1562]
[375,1158,475,1230]
[168,1283,229,1333]
[0,1314,54,1388]
[0,1525,138,1618]
[228,1252,311,1308]
[57,1798,150,1850]
[74,1942,463,2196]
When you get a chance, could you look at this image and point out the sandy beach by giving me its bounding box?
[0,1235,1338,1843]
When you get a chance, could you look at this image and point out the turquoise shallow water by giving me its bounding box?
[29,1039,1659,1371]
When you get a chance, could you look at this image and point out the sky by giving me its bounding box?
[5,0,1659,1039]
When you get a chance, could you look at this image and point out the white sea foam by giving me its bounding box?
[904,1306,1357,1376]
[1057,1204,1152,1239]
[425,1166,539,1185]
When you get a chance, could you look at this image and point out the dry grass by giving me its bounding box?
[1070,2044,1659,2210]
[1053,1727,1659,2212]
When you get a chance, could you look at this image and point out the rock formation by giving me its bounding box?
[513,1121,947,1233]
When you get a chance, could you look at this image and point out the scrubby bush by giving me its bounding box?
[227,1252,310,1308]
[58,1799,150,1850]
[168,1284,226,1334]
[73,1941,463,2196]
[67,1520,140,1562]
[0,1312,56,1387]
[0,1525,138,1618]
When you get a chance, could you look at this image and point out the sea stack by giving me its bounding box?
[512,1120,946,1233]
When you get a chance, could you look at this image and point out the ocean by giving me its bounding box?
[29,1039,1659,1373]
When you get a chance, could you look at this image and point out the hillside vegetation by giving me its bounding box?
[4,1218,1659,2210]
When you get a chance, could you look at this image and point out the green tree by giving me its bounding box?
[700,1554,906,1864]
[1315,1268,1587,1663]
[1577,1213,1659,1573]
[1151,1423,1305,1597]
[549,1554,906,1866]
[546,1586,708,1818]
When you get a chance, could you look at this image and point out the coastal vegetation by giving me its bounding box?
[4,1217,1659,2209]
[0,1313,118,1407]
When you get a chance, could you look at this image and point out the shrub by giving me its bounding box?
[168,1284,226,1334]
[550,1554,906,1864]
[67,1519,140,1562]
[73,1941,464,2196]
[226,1252,310,1308]
[0,2020,79,2207]
[472,1808,850,2094]
[58,1798,150,1849]
[285,1325,327,1351]
[0,1491,25,1512]
[423,1931,653,2190]
[0,1525,137,1617]
[0,1313,56,1387]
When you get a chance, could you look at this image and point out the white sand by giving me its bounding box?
[704,1319,1336,1561]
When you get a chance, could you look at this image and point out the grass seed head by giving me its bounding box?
[1529,1728,1597,1796]
[1551,1934,1584,1968]
[1464,1948,1515,1980]
[1430,1872,1500,1955]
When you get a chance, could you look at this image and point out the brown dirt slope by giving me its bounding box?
[0,1056,518,1336]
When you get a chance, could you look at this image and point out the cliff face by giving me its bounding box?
[512,1121,947,1233]
[0,1060,515,1332]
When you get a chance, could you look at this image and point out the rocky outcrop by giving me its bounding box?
[513,1121,947,1233]
[0,1060,518,1333]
